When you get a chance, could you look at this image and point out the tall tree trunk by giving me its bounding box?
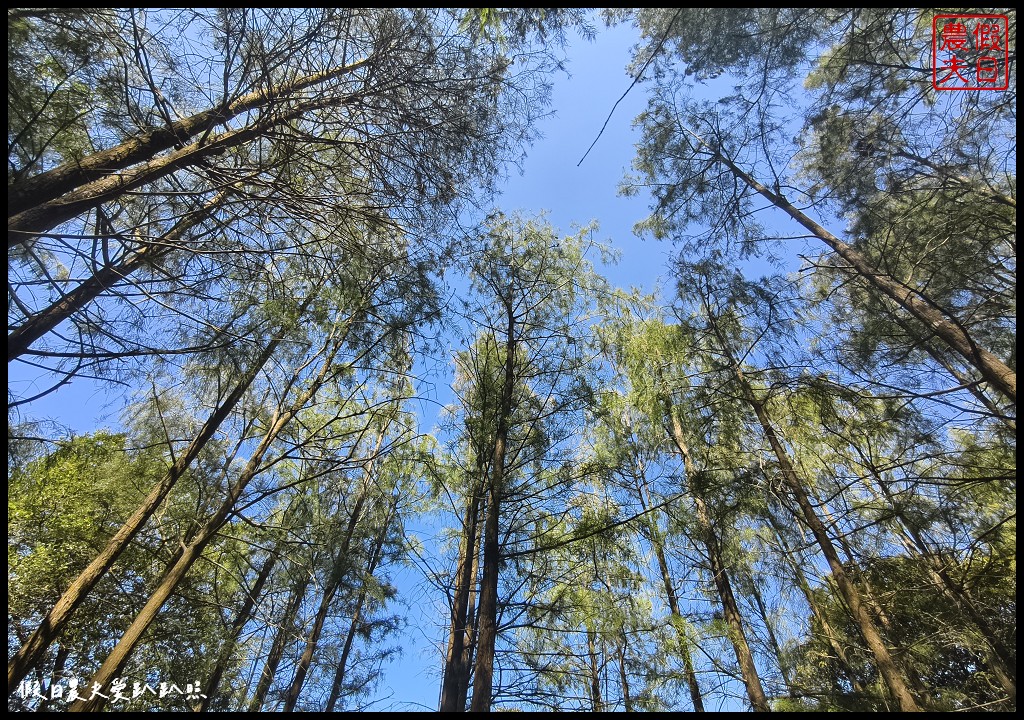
[247,574,312,712]
[665,412,770,712]
[8,96,351,248]
[198,549,279,711]
[8,59,373,249]
[815,499,931,705]
[650,528,705,712]
[693,492,772,712]
[324,596,364,713]
[8,192,225,362]
[748,576,794,692]
[67,331,343,712]
[456,526,481,710]
[324,502,392,713]
[887,313,1014,431]
[708,146,1016,404]
[34,643,69,713]
[440,478,482,711]
[633,465,705,712]
[707,315,924,712]
[617,635,633,712]
[586,625,604,712]
[8,58,372,219]
[281,457,381,713]
[7,330,286,694]
[469,296,517,713]
[765,514,866,695]
[281,576,341,712]
[468,475,501,712]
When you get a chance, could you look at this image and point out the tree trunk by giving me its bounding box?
[324,503,391,712]
[693,492,772,712]
[634,465,705,712]
[67,331,340,711]
[248,574,312,712]
[887,313,1014,431]
[8,194,225,362]
[281,577,341,712]
[469,294,517,713]
[281,464,378,712]
[868,478,1016,700]
[665,411,769,712]
[8,57,372,246]
[748,576,794,692]
[198,549,278,711]
[617,636,633,712]
[765,514,866,695]
[707,318,924,712]
[7,331,285,694]
[457,527,481,710]
[586,626,603,712]
[710,148,1016,404]
[324,597,364,713]
[440,480,482,711]
[650,531,705,712]
[468,476,501,712]
[34,642,69,713]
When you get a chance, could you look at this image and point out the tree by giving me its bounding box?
[673,261,927,711]
[786,554,1014,712]
[8,8,588,403]
[595,300,773,711]
[64,230,428,709]
[615,8,1016,405]
[7,253,315,693]
[7,428,241,711]
[434,212,608,711]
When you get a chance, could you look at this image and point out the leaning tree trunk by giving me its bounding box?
[665,411,770,712]
[248,574,312,712]
[748,574,794,693]
[693,492,772,713]
[633,464,706,712]
[324,494,394,712]
[8,59,372,248]
[709,146,1016,405]
[281,455,383,713]
[8,192,225,362]
[867,477,1016,701]
[198,548,279,711]
[765,513,866,695]
[7,328,287,694]
[705,315,924,712]
[68,329,344,712]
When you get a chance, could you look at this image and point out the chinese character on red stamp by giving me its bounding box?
[932,14,1009,90]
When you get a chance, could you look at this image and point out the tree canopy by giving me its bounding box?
[8,7,1014,713]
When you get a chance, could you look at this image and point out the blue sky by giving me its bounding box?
[499,21,667,296]
[9,19,663,426]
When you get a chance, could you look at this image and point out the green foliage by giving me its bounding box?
[7,11,1016,713]
[8,10,118,181]
[8,432,148,620]
[788,555,1015,712]
[8,430,233,710]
